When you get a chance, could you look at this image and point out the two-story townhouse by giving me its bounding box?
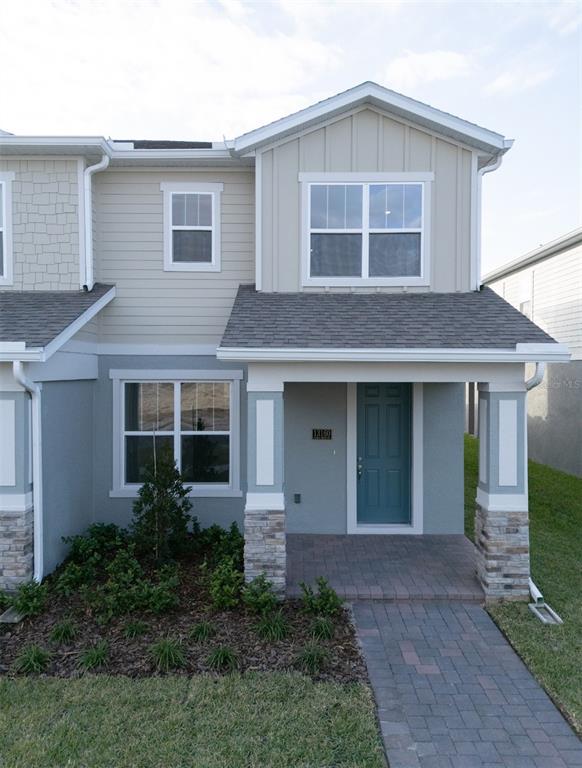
[0,83,569,600]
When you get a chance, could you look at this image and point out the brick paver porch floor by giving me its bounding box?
[286,534,483,601]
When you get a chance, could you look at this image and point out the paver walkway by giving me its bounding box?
[352,601,582,768]
[287,534,483,601]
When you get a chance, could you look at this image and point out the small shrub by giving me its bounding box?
[207,646,238,672]
[299,577,343,616]
[131,453,193,564]
[144,564,180,614]
[79,641,108,671]
[64,523,127,566]
[124,620,149,639]
[49,619,79,645]
[189,621,216,642]
[10,581,48,617]
[242,574,278,615]
[0,590,10,612]
[56,561,96,596]
[255,610,288,642]
[310,615,334,641]
[294,643,329,675]
[199,523,244,570]
[13,645,51,674]
[209,557,243,609]
[150,637,186,672]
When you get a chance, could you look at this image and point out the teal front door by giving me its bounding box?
[357,383,412,525]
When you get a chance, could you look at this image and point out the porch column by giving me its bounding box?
[244,388,285,594]
[0,389,34,591]
[475,383,530,601]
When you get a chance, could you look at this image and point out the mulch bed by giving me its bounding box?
[0,554,368,683]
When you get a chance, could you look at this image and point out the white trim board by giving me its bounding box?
[346,382,423,535]
[63,341,220,356]
[218,344,570,364]
[233,81,511,156]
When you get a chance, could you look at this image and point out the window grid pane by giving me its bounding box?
[172,230,212,263]
[125,383,174,431]
[172,192,212,228]
[0,185,3,228]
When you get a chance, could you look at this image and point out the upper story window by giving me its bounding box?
[160,182,223,272]
[0,173,15,286]
[300,172,432,287]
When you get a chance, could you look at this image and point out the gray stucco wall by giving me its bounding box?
[423,383,465,534]
[284,383,348,534]
[42,381,94,575]
[527,362,582,477]
[92,355,247,531]
[283,382,464,535]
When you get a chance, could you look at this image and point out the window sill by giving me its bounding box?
[302,276,430,288]
[163,262,221,273]
[109,486,243,499]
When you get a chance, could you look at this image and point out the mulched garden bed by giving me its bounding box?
[0,553,367,683]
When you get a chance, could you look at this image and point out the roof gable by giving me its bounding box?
[233,81,512,158]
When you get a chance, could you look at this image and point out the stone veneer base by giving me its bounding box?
[475,503,530,601]
[244,508,286,595]
[0,506,34,591]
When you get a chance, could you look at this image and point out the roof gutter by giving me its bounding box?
[12,362,44,583]
[82,154,110,291]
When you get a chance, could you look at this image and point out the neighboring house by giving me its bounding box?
[483,229,582,477]
[0,82,569,600]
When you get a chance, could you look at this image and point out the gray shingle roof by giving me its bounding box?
[220,285,556,349]
[0,283,114,348]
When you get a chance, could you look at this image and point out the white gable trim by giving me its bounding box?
[234,82,512,156]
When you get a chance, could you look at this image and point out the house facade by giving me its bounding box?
[484,229,582,477]
[0,83,569,600]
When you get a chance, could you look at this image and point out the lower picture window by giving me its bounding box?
[122,380,232,487]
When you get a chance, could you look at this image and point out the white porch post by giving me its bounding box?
[244,385,286,594]
[475,382,530,600]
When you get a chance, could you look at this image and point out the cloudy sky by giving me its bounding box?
[1,0,580,273]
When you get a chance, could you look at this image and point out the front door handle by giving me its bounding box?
[357,456,363,479]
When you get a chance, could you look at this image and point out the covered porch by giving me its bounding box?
[217,285,569,602]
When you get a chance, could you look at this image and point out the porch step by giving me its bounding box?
[286,585,484,602]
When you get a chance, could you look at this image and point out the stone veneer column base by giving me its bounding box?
[0,507,34,592]
[244,508,286,595]
[475,503,530,601]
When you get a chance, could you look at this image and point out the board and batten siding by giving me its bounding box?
[489,239,582,359]
[94,169,254,345]
[259,107,474,293]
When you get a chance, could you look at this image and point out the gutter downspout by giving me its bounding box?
[523,362,562,623]
[476,152,504,291]
[83,154,110,291]
[12,361,44,583]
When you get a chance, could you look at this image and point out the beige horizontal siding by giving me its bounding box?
[260,106,475,293]
[94,169,254,345]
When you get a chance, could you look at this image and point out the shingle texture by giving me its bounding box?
[220,285,556,349]
[119,140,212,149]
[0,283,113,348]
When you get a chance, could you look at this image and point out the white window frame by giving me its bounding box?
[160,182,223,272]
[0,172,15,286]
[299,172,432,288]
[109,369,243,498]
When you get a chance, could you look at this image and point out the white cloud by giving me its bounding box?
[546,1,582,36]
[383,50,473,91]
[485,68,554,95]
[0,0,341,138]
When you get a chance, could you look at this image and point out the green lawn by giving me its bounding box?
[0,673,385,768]
[464,434,582,734]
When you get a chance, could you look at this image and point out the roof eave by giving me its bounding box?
[216,343,571,364]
